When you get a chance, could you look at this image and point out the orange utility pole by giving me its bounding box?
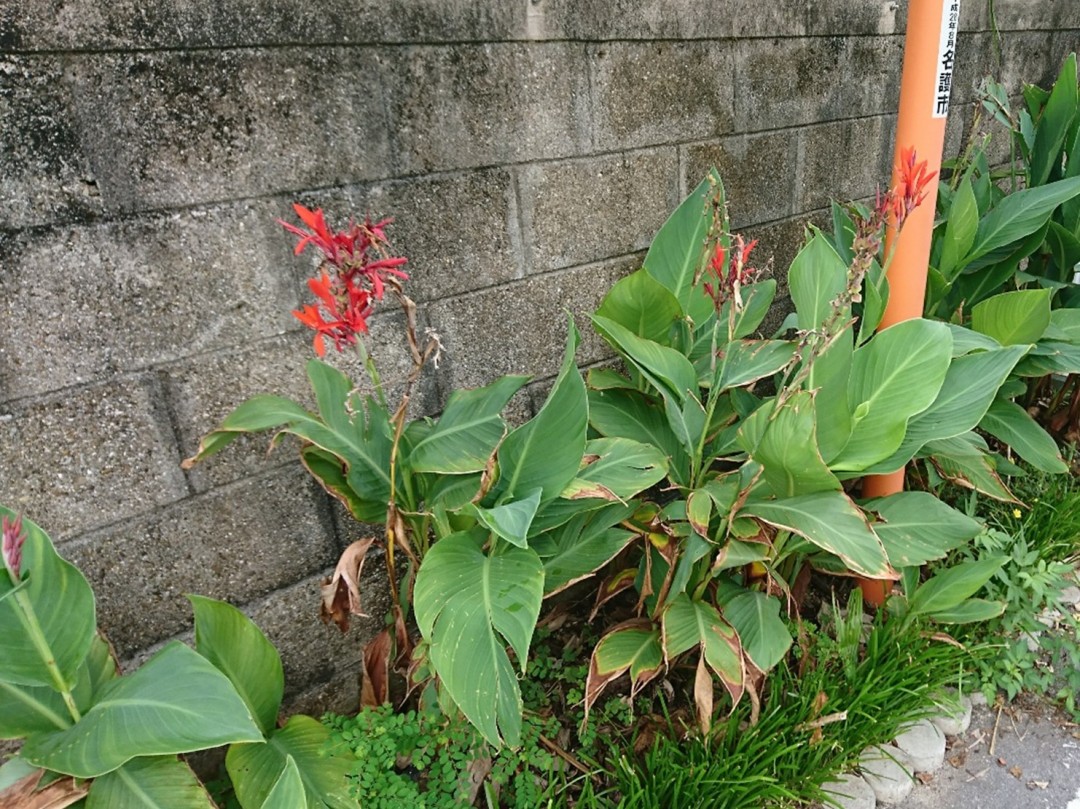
[859,0,960,605]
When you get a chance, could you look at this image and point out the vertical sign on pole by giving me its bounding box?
[858,0,959,605]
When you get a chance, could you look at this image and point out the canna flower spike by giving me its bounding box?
[703,234,759,313]
[2,513,25,581]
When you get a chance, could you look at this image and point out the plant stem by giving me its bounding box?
[12,589,81,723]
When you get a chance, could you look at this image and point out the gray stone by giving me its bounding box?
[893,719,946,773]
[952,31,1055,107]
[0,377,188,540]
[68,49,393,212]
[819,772,876,809]
[804,0,905,35]
[931,691,973,736]
[683,130,800,229]
[0,55,104,230]
[64,468,339,658]
[0,200,298,401]
[517,149,678,273]
[427,256,637,392]
[0,0,525,50]
[533,0,807,39]
[385,42,591,174]
[350,168,523,302]
[734,36,904,132]
[589,41,734,151]
[797,116,893,213]
[859,744,915,805]
[1058,585,1080,607]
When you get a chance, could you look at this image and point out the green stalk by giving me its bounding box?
[12,589,81,723]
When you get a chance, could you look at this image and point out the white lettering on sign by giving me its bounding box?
[933,0,961,117]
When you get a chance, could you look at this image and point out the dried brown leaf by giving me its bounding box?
[0,771,88,809]
[694,654,714,736]
[319,537,376,632]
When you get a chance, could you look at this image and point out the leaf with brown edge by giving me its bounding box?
[319,537,376,633]
[693,654,714,736]
[0,769,88,809]
[589,568,638,621]
[583,619,663,728]
[661,593,745,709]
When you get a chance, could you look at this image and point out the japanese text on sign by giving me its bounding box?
[933,0,960,117]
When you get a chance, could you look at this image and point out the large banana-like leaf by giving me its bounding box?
[21,642,263,778]
[715,340,796,391]
[86,756,216,809]
[861,492,981,567]
[961,175,1080,265]
[189,595,284,737]
[642,173,718,324]
[414,530,544,747]
[740,491,892,579]
[722,591,791,672]
[921,433,1018,502]
[226,715,354,809]
[584,619,663,722]
[596,268,682,344]
[971,289,1053,346]
[661,594,744,704]
[938,176,979,281]
[789,231,848,331]
[739,391,840,497]
[831,319,952,471]
[0,507,95,690]
[592,315,697,405]
[1028,53,1077,187]
[561,437,668,502]
[907,557,1006,619]
[533,501,637,596]
[407,375,529,474]
[496,320,587,503]
[465,489,542,549]
[588,389,691,486]
[980,398,1068,473]
[260,755,306,809]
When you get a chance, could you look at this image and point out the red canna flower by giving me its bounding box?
[292,271,373,356]
[892,146,937,226]
[2,514,25,581]
[703,234,759,312]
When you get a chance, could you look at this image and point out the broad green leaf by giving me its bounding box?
[0,507,95,689]
[741,391,841,497]
[922,433,1018,502]
[722,591,792,672]
[414,530,543,747]
[1050,306,1080,343]
[1015,339,1080,375]
[945,323,1002,356]
[643,173,718,323]
[724,279,778,340]
[663,393,707,458]
[561,437,668,502]
[908,557,1006,618]
[593,315,698,405]
[467,489,542,549]
[585,620,663,719]
[407,376,529,474]
[789,232,848,331]
[971,288,1053,345]
[189,595,284,737]
[962,175,1080,265]
[832,319,952,471]
[227,715,354,809]
[596,269,682,344]
[716,340,796,391]
[588,389,690,486]
[979,399,1068,473]
[300,446,379,522]
[536,502,637,596]
[938,176,980,280]
[864,345,1029,473]
[925,598,1007,624]
[811,333,855,463]
[497,320,587,503]
[662,594,744,703]
[260,755,306,809]
[1029,53,1077,187]
[862,492,981,567]
[22,642,263,778]
[857,264,888,345]
[710,540,770,572]
[87,756,216,809]
[741,491,891,578]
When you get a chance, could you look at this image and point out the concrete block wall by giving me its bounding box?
[1,0,1077,713]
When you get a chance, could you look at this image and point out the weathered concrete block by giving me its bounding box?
[0,201,298,400]
[894,719,946,773]
[859,744,915,804]
[385,42,591,174]
[951,31,1055,106]
[797,116,892,212]
[349,168,523,302]
[166,310,440,493]
[734,36,903,132]
[517,149,678,273]
[0,55,103,230]
[67,49,393,212]
[427,256,638,392]
[65,467,339,658]
[532,0,806,39]
[0,377,189,540]
[1,0,524,51]
[805,0,905,35]
[684,130,800,228]
[819,772,876,809]
[984,0,1080,33]
[589,41,734,150]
